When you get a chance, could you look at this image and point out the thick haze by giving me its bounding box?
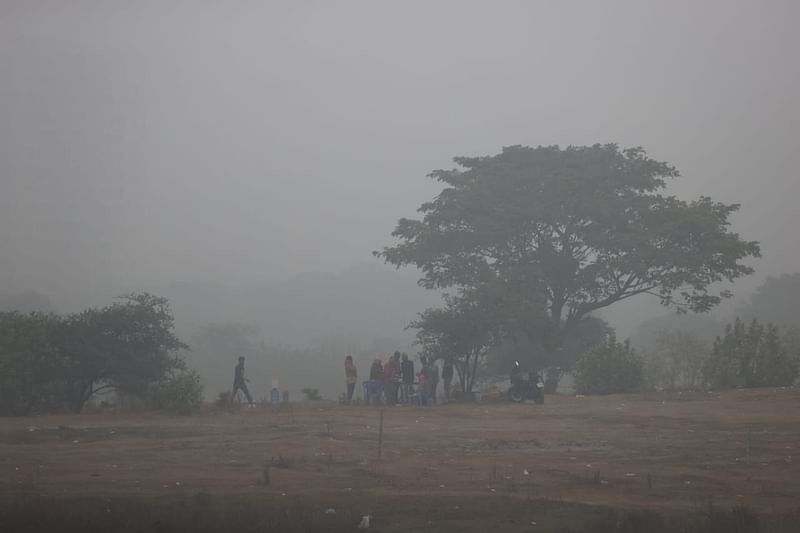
[2,1,799,336]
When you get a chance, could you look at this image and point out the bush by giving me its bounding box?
[145,370,204,415]
[574,335,643,395]
[703,317,798,389]
[0,294,189,415]
[301,388,322,401]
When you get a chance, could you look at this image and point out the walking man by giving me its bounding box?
[233,356,254,406]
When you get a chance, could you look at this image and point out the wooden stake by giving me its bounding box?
[377,409,385,460]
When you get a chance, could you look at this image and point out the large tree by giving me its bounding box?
[379,144,760,350]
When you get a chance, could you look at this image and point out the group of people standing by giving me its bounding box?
[344,352,454,406]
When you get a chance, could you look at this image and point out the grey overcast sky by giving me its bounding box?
[1,1,798,299]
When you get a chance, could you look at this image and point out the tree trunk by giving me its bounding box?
[71,380,94,414]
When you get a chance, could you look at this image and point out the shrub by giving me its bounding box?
[703,317,798,389]
[574,335,643,395]
[301,388,322,401]
[145,369,204,415]
[0,294,188,415]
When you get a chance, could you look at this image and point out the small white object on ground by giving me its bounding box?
[324,508,336,515]
[358,514,371,530]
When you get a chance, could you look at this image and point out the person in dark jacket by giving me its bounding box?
[400,353,415,404]
[233,356,254,406]
[384,352,400,405]
[442,359,454,400]
[510,360,523,386]
[368,358,384,405]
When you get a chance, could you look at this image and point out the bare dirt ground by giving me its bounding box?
[1,387,799,531]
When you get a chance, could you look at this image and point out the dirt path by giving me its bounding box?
[2,387,799,520]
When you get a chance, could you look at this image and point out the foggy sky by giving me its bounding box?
[2,1,799,326]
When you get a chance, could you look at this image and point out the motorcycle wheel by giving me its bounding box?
[508,387,525,403]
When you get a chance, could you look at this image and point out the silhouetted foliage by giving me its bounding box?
[0,311,65,415]
[703,317,798,389]
[574,334,644,395]
[0,293,189,415]
[301,388,322,401]
[144,369,204,415]
[489,316,612,383]
[379,145,760,371]
[410,284,514,395]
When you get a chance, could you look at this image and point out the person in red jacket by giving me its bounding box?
[344,355,358,403]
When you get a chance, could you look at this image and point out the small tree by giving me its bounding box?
[703,317,798,389]
[644,330,709,390]
[410,286,511,396]
[574,335,644,395]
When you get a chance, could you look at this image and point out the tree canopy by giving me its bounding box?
[410,285,510,395]
[0,293,189,415]
[739,273,800,327]
[379,144,760,347]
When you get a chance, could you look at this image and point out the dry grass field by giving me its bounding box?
[2,387,799,532]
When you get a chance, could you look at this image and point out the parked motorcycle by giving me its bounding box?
[508,371,545,404]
